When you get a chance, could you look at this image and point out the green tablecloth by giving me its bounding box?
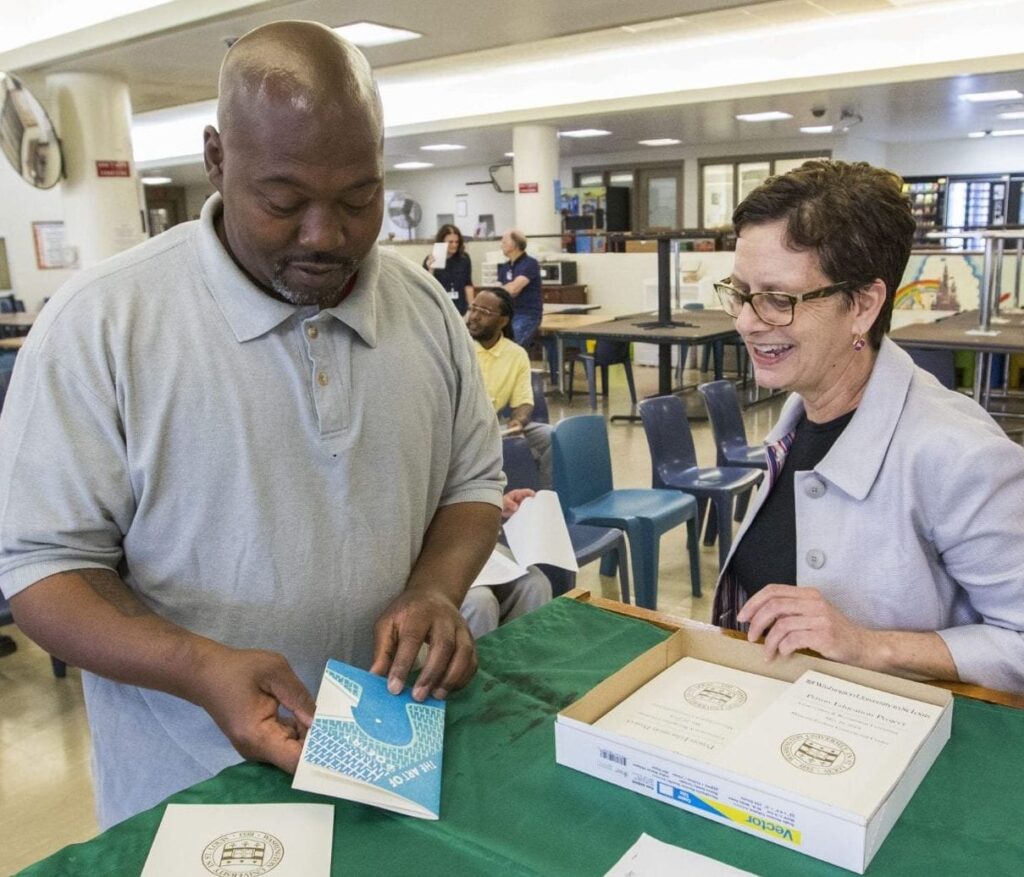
[19,599,1024,875]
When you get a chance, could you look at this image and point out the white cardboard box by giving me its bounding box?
[555,625,952,874]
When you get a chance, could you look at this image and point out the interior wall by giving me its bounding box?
[183,182,215,221]
[0,165,74,310]
[381,165,515,241]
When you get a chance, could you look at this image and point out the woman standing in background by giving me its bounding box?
[424,223,474,315]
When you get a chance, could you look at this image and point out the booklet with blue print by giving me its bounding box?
[292,660,445,820]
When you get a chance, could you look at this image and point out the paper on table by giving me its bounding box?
[431,242,447,270]
[604,833,756,876]
[594,657,789,760]
[502,490,578,571]
[721,670,945,815]
[141,803,333,877]
[471,548,530,588]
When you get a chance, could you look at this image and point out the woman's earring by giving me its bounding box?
[852,334,866,352]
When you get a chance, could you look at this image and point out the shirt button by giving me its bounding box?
[804,479,826,498]
[317,372,329,387]
[307,326,319,339]
[806,549,826,570]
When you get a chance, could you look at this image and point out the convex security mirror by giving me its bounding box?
[0,72,63,189]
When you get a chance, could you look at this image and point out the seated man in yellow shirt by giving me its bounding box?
[466,288,552,487]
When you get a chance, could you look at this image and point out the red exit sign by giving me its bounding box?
[518,182,539,193]
[96,160,131,177]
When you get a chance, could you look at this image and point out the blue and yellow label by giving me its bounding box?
[655,782,802,846]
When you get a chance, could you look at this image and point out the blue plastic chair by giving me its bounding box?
[638,395,763,570]
[502,435,630,600]
[552,415,700,608]
[568,340,638,411]
[697,380,768,471]
[498,371,549,424]
[906,347,956,390]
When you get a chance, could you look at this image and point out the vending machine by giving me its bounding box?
[902,176,947,246]
[943,175,1012,250]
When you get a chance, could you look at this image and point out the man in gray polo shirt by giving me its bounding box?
[0,22,503,827]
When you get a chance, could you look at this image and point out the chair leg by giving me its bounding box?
[735,486,753,522]
[585,359,598,411]
[599,549,618,578]
[623,359,637,406]
[51,656,67,678]
[626,520,659,609]
[600,365,609,399]
[701,497,717,547]
[614,537,631,604]
[686,517,702,598]
[715,497,735,571]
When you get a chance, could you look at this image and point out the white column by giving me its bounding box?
[511,124,561,239]
[46,73,146,270]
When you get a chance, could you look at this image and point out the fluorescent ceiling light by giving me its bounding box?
[958,89,1023,103]
[967,131,988,138]
[992,128,1024,137]
[419,143,466,151]
[504,152,514,157]
[559,129,612,138]
[141,176,172,185]
[638,138,681,146]
[333,22,421,47]
[800,125,834,134]
[393,161,433,169]
[998,110,1024,119]
[735,111,793,122]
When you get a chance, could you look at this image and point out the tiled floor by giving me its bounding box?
[0,362,786,874]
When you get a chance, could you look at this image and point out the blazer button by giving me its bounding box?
[806,549,826,569]
[804,479,826,498]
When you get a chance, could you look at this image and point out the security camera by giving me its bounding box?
[811,107,827,118]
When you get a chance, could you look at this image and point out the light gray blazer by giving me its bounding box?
[719,337,1024,693]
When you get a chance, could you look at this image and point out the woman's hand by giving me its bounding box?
[737,585,876,665]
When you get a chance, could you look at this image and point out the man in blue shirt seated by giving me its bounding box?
[497,229,544,350]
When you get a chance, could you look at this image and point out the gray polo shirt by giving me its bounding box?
[0,194,503,826]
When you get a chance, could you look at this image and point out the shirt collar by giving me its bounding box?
[474,336,508,357]
[193,193,380,347]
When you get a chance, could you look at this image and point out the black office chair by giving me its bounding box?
[906,347,956,390]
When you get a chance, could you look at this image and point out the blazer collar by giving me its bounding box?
[763,336,914,500]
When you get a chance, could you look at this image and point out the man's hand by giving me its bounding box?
[194,646,317,774]
[504,419,524,435]
[502,488,536,519]
[370,589,477,703]
[737,585,876,665]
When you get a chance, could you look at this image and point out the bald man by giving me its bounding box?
[0,21,503,827]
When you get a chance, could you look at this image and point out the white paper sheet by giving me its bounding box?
[470,548,530,587]
[604,833,755,876]
[502,490,578,571]
[431,241,447,270]
[594,657,788,760]
[723,670,944,815]
[140,803,333,877]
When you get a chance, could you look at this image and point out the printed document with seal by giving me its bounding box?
[722,670,945,814]
[594,657,788,759]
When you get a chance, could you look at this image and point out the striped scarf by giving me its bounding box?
[712,429,796,630]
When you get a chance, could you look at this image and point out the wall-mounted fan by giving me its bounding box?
[387,192,423,239]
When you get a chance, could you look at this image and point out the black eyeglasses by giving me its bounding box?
[713,278,855,327]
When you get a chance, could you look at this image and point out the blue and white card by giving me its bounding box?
[292,660,445,820]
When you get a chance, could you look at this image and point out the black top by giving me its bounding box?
[729,409,855,597]
[425,251,473,315]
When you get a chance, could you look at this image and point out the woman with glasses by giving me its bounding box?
[712,160,1024,694]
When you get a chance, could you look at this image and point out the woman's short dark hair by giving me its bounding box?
[434,223,465,256]
[732,160,915,350]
